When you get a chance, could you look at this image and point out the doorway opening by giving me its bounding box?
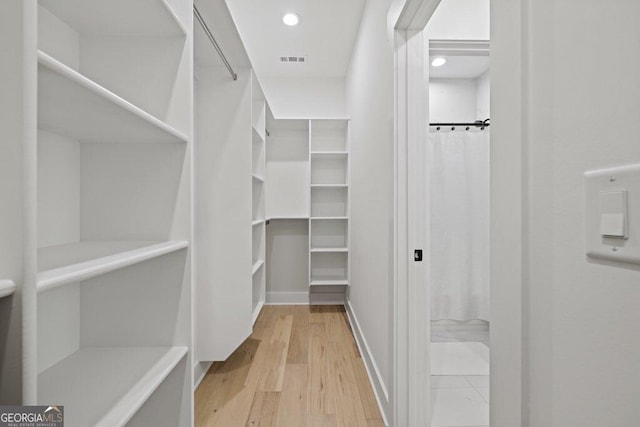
[422,1,490,426]
[428,39,490,427]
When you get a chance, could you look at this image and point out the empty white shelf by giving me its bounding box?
[310,151,348,156]
[267,216,309,220]
[39,0,186,37]
[310,248,349,253]
[38,51,188,144]
[0,280,16,298]
[38,346,187,427]
[38,241,188,292]
[252,174,265,183]
[310,184,348,188]
[310,216,349,220]
[252,219,265,226]
[310,279,349,286]
[252,259,265,275]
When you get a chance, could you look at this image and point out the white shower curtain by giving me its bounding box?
[428,130,490,321]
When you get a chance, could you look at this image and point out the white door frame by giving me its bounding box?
[392,1,525,426]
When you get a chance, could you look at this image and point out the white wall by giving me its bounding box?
[429,74,490,123]
[261,76,347,119]
[525,1,640,426]
[425,0,489,40]
[265,220,309,298]
[429,78,477,122]
[491,1,640,426]
[345,0,395,420]
[476,70,490,120]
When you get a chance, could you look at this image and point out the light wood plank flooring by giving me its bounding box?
[195,305,384,427]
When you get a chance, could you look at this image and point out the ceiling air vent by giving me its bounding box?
[280,55,307,64]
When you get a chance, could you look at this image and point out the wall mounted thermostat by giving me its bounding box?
[585,163,640,264]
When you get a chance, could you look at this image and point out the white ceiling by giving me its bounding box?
[224,0,365,78]
[429,55,490,79]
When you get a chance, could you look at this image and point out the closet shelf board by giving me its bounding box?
[252,259,264,275]
[310,217,349,220]
[267,216,309,221]
[310,248,349,253]
[310,279,349,286]
[37,241,189,293]
[310,184,349,188]
[310,151,348,156]
[252,174,265,183]
[252,220,265,226]
[39,0,186,36]
[0,280,16,298]
[38,51,188,144]
[38,346,188,427]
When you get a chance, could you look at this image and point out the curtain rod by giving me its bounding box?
[193,5,238,81]
[429,119,490,130]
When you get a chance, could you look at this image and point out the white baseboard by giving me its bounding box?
[193,361,213,390]
[265,291,346,305]
[345,300,390,426]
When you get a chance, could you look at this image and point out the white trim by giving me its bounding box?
[265,291,346,305]
[393,2,439,427]
[345,300,390,426]
[394,2,526,427]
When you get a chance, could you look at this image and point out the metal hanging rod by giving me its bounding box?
[429,119,490,130]
[193,5,237,81]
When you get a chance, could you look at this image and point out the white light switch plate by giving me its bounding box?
[585,164,640,264]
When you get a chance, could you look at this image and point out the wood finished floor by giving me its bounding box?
[195,305,384,427]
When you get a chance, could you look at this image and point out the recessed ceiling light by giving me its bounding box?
[283,13,301,26]
[431,57,447,67]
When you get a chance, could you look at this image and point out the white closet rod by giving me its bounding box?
[193,5,237,81]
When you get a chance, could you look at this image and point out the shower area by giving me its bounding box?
[428,48,491,427]
[427,37,491,427]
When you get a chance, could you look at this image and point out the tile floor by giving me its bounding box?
[430,323,490,427]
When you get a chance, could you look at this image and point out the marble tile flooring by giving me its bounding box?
[430,322,490,427]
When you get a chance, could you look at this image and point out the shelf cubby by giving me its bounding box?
[38,346,187,427]
[310,252,348,285]
[310,120,348,152]
[310,186,348,217]
[310,219,348,250]
[311,155,348,185]
[38,51,187,145]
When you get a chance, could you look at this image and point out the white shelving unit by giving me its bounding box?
[17,1,194,423]
[251,75,267,325]
[309,120,350,287]
[263,117,349,301]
